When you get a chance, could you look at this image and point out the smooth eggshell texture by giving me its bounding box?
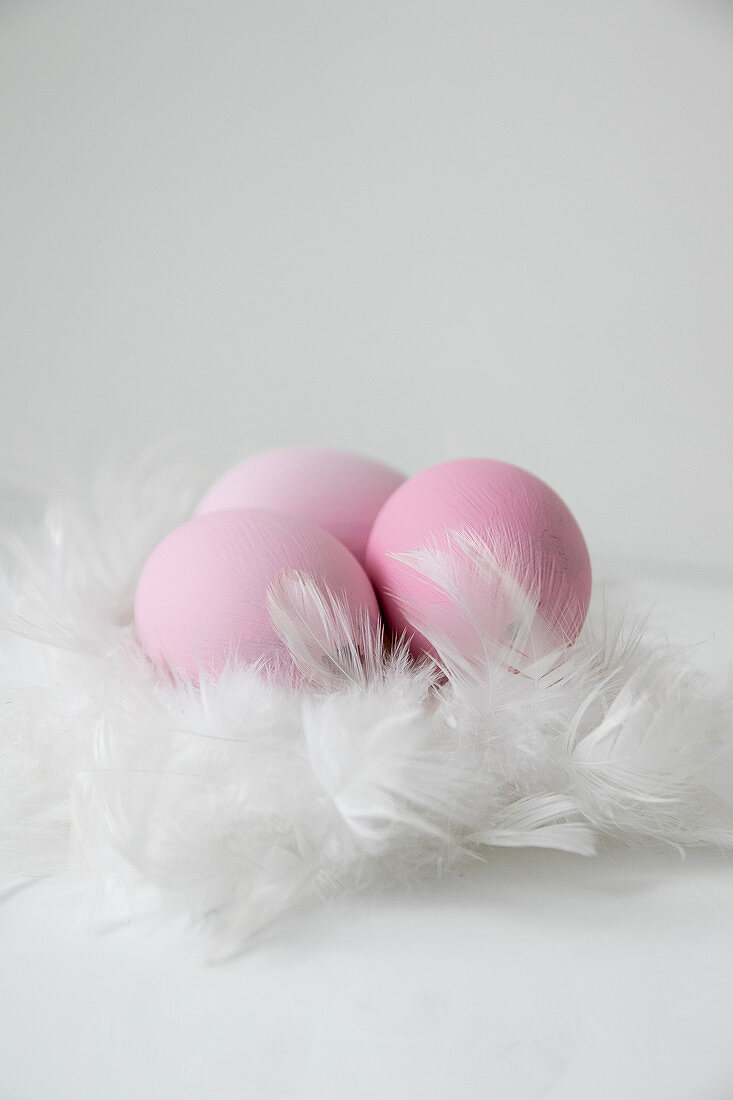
[365,458,592,659]
[196,448,405,565]
[134,507,381,681]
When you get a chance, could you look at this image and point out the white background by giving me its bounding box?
[2,3,733,1098]
[1,0,732,570]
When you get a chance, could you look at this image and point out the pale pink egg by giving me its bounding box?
[365,458,592,661]
[196,448,405,565]
[134,507,381,682]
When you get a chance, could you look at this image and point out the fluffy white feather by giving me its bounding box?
[1,455,732,951]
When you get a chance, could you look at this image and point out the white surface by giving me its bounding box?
[1,0,733,569]
[2,574,733,1100]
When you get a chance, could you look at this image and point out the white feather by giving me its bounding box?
[266,567,386,688]
[1,455,732,950]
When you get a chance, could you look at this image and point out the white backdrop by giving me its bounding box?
[3,6,733,1099]
[2,0,732,571]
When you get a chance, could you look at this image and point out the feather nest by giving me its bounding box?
[1,456,732,951]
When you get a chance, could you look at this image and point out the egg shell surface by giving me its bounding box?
[196,448,405,565]
[134,507,381,682]
[365,458,592,659]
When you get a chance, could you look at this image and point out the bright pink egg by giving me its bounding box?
[365,458,592,660]
[196,448,404,565]
[134,507,381,682]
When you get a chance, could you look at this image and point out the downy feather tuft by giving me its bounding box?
[1,457,732,949]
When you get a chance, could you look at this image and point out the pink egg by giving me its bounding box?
[365,458,592,661]
[196,448,405,565]
[134,508,381,682]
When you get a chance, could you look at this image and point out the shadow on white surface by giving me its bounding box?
[2,846,733,1100]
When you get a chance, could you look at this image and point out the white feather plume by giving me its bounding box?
[1,456,732,951]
